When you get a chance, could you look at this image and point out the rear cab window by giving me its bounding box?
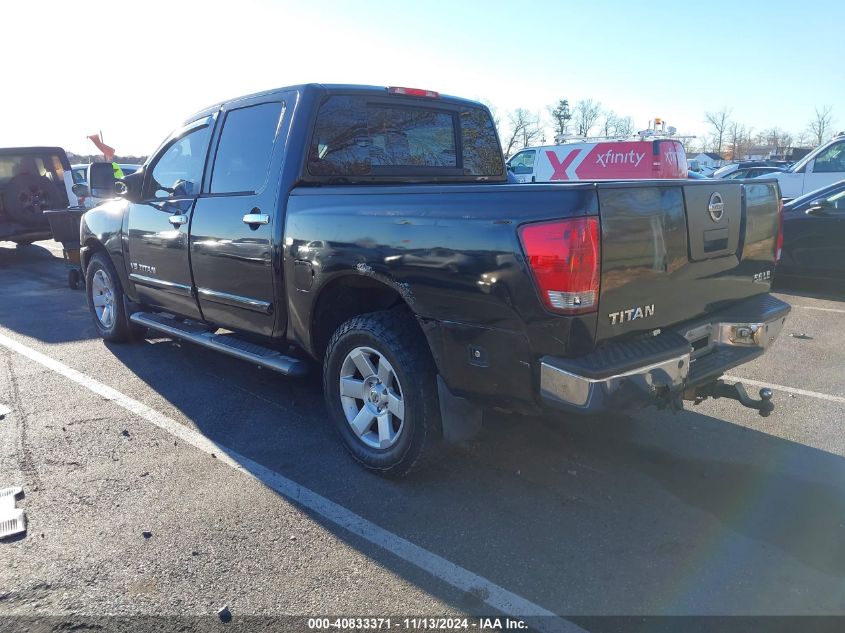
[306,93,504,182]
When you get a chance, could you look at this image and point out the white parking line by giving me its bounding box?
[791,305,845,315]
[724,375,845,405]
[0,331,578,631]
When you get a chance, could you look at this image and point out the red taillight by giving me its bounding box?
[519,217,601,314]
[388,86,440,98]
[775,198,784,263]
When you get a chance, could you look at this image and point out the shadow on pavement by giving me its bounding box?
[0,240,96,343]
[98,334,845,616]
[774,278,845,303]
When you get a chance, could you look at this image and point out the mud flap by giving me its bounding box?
[436,375,483,443]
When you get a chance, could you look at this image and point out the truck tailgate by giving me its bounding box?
[595,179,780,342]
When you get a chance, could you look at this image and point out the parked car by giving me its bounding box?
[720,166,785,180]
[80,83,788,476]
[776,180,845,283]
[758,134,845,199]
[507,138,688,182]
[713,161,769,179]
[0,147,81,245]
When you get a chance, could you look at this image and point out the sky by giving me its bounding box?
[3,0,842,156]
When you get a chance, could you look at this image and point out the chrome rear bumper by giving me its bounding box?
[540,295,790,413]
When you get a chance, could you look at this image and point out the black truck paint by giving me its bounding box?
[80,83,790,475]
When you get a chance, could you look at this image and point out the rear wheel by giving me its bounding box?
[85,252,145,342]
[323,310,440,477]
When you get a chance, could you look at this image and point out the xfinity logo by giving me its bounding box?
[609,304,655,325]
[595,149,646,168]
[663,150,682,168]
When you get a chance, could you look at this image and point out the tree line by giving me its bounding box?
[490,98,637,158]
[492,98,837,160]
[692,105,836,160]
[67,152,148,165]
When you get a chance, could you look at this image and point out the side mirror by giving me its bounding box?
[506,163,514,172]
[71,183,90,198]
[88,162,116,199]
[116,170,144,203]
[806,200,831,216]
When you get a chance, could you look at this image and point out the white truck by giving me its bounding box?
[759,134,845,199]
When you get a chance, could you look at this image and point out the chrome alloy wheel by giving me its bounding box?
[339,346,405,449]
[91,268,116,329]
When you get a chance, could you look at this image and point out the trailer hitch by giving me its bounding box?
[689,380,775,417]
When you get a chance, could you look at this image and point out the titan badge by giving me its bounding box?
[130,262,157,274]
[608,304,655,325]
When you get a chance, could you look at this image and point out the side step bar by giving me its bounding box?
[130,312,308,377]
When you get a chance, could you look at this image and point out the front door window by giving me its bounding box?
[147,126,212,199]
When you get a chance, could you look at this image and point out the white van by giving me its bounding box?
[760,134,845,199]
[507,138,687,183]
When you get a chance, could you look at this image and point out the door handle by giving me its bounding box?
[242,213,270,225]
[168,214,188,226]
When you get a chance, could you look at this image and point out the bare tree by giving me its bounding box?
[727,122,750,161]
[597,112,634,138]
[573,99,602,137]
[599,110,616,137]
[762,127,793,158]
[548,99,572,140]
[503,108,542,158]
[613,116,635,137]
[809,105,834,145]
[704,108,731,157]
[796,130,814,147]
[681,137,699,154]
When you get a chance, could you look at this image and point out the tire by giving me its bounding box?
[323,310,440,477]
[85,252,145,342]
[3,174,60,226]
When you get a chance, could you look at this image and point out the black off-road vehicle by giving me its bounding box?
[0,147,79,245]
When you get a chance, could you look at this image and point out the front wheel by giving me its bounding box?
[323,310,440,477]
[85,252,145,342]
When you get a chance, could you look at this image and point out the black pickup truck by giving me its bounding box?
[80,83,790,476]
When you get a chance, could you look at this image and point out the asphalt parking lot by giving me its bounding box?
[2,240,845,628]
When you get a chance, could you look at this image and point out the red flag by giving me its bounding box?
[87,133,115,161]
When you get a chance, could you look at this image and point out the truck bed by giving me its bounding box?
[287,178,780,352]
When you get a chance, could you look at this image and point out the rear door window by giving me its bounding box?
[210,101,285,194]
[308,95,503,180]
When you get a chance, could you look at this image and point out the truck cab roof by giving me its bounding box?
[184,83,482,125]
